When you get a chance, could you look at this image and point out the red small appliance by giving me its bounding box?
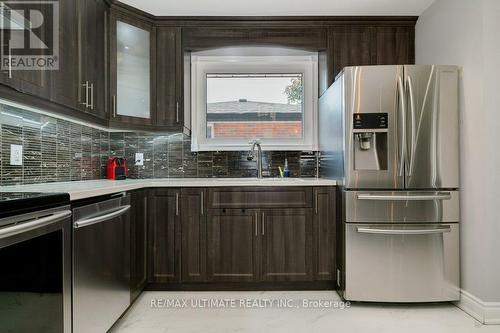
[106,157,128,180]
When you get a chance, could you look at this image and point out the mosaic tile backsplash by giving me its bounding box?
[0,103,318,185]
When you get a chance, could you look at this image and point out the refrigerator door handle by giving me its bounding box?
[406,75,417,177]
[356,226,451,235]
[356,192,452,201]
[397,75,406,177]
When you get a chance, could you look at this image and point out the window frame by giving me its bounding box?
[190,54,318,151]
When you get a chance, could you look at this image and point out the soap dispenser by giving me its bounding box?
[284,158,290,177]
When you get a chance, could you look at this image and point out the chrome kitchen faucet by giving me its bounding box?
[247,139,263,179]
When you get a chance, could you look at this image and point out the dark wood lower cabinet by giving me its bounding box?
[148,188,180,283]
[180,188,207,282]
[261,208,314,282]
[207,209,260,282]
[130,190,148,302]
[143,186,336,288]
[313,187,336,280]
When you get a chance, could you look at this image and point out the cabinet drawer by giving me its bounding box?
[208,187,313,209]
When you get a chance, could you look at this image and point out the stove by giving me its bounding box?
[0,192,70,220]
[0,191,72,333]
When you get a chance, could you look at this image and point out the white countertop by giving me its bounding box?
[0,178,337,201]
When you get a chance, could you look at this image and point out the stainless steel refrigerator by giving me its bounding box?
[319,65,460,302]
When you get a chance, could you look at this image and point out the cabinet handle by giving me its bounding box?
[315,192,318,214]
[90,83,94,110]
[8,44,12,79]
[81,81,89,107]
[255,212,258,236]
[143,195,148,273]
[175,192,179,216]
[200,191,204,215]
[176,102,179,123]
[261,212,265,235]
[112,95,117,117]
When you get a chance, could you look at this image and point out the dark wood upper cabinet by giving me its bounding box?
[109,10,156,126]
[260,208,314,282]
[183,27,326,52]
[0,1,51,98]
[180,188,207,282]
[372,26,414,65]
[48,0,78,109]
[0,6,415,132]
[327,26,372,87]
[313,187,336,281]
[0,66,47,101]
[0,0,108,122]
[156,27,182,128]
[320,24,415,94]
[78,0,108,119]
[130,189,148,301]
[247,28,327,51]
[148,188,180,283]
[207,208,260,282]
[182,28,250,51]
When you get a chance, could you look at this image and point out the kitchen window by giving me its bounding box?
[190,50,318,151]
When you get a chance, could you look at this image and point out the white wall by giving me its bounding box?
[416,0,500,311]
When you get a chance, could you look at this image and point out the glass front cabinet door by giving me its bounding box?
[110,12,156,125]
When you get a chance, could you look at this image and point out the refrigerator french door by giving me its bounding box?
[339,65,460,190]
[320,65,460,302]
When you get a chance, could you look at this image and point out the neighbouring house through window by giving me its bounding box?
[190,48,318,151]
[206,73,303,140]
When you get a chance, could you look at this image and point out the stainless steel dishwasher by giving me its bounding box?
[72,193,131,333]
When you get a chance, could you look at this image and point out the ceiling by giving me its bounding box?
[120,0,435,17]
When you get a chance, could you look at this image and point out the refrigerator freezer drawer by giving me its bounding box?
[345,223,460,302]
[345,190,460,223]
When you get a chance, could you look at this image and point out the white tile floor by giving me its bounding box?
[111,291,500,333]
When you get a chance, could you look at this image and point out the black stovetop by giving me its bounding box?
[0,192,70,219]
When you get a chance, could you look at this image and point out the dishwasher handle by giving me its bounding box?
[73,205,131,229]
[356,226,451,235]
[0,210,72,239]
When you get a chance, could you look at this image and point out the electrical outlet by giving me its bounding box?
[135,153,144,166]
[10,144,23,166]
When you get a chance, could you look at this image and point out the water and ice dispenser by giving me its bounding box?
[352,113,388,170]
